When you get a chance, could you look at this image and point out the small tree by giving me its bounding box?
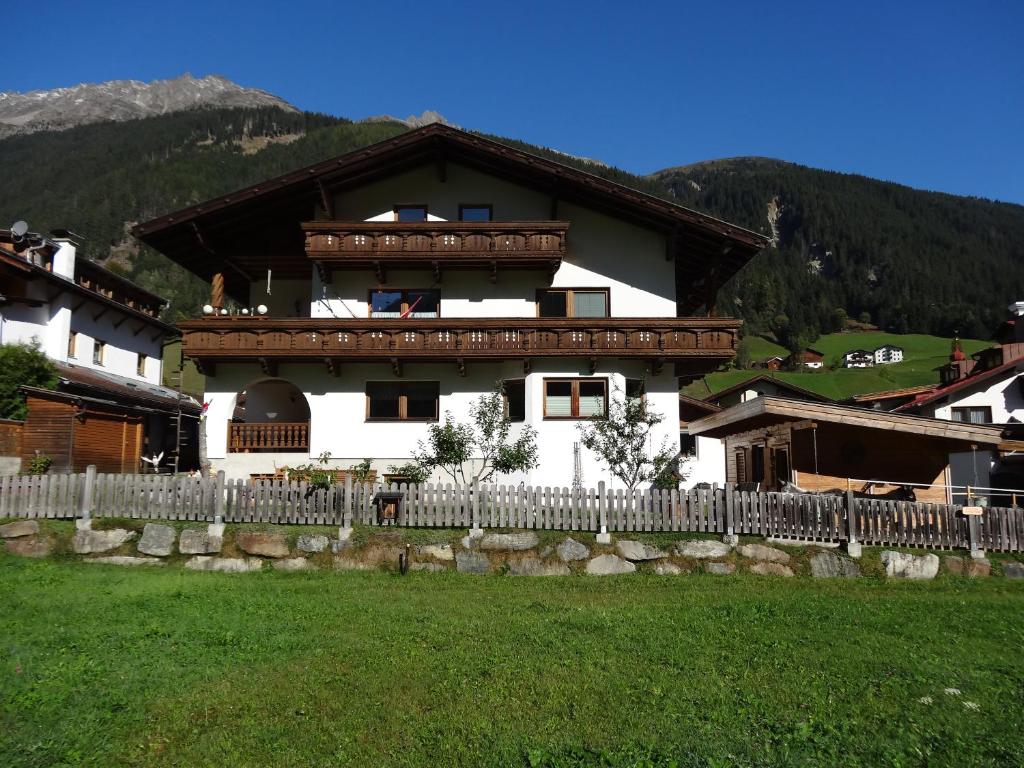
[577,383,678,493]
[412,384,538,484]
[0,342,58,420]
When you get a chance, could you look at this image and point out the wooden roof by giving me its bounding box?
[133,124,767,312]
[701,374,833,405]
[688,395,1007,445]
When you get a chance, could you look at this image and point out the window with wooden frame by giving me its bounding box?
[366,381,439,421]
[950,406,993,424]
[92,339,106,366]
[67,331,77,359]
[750,444,766,483]
[458,204,493,222]
[543,378,608,419]
[136,353,146,377]
[369,289,440,318]
[503,379,526,422]
[536,288,609,318]
[393,204,428,222]
[680,431,697,457]
[734,448,747,483]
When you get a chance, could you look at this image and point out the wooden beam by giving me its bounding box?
[92,306,109,322]
[391,357,402,378]
[194,359,216,377]
[457,358,466,377]
[650,358,665,376]
[325,358,340,377]
[374,261,385,284]
[258,357,277,377]
[524,359,532,375]
[131,322,146,336]
[112,315,128,329]
[489,260,498,284]
[317,179,334,218]
[588,357,598,375]
[431,260,441,283]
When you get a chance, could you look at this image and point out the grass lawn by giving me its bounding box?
[2,554,1023,767]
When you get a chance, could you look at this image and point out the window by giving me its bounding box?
[369,289,440,318]
[136,353,146,377]
[772,447,791,487]
[366,381,439,421]
[394,205,427,222]
[543,378,608,419]
[503,379,525,422]
[734,449,747,482]
[459,204,492,222]
[537,288,609,318]
[750,445,765,483]
[951,406,992,424]
[680,432,697,457]
[92,340,105,366]
[625,378,646,406]
[67,332,77,359]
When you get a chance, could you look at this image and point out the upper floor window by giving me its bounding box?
[537,288,609,318]
[503,379,525,422]
[543,378,607,419]
[93,340,106,366]
[369,289,440,318]
[136,353,147,377]
[394,205,428,222]
[951,406,992,424]
[366,381,439,421]
[67,331,77,359]
[459,204,492,222]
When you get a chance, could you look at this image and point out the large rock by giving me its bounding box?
[184,556,263,573]
[809,551,860,578]
[478,532,538,551]
[945,556,990,578]
[556,537,589,562]
[749,561,794,577]
[737,543,791,563]
[137,523,176,557]
[0,520,39,538]
[705,562,736,575]
[417,543,455,561]
[235,531,290,558]
[273,557,317,572]
[585,554,636,575]
[296,534,329,553]
[675,539,732,559]
[507,557,570,576]
[179,528,222,555]
[73,528,135,554]
[1003,562,1024,579]
[85,556,165,567]
[881,551,940,580]
[5,537,52,558]
[455,551,491,574]
[616,540,668,561]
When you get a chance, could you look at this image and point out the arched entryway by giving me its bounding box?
[229,379,311,452]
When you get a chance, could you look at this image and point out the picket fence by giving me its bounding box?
[1,468,1023,554]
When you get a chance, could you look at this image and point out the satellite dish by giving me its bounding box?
[10,221,29,241]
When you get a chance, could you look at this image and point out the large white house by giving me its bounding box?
[0,227,199,472]
[135,126,766,486]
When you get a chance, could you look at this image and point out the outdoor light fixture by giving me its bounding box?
[219,308,229,316]
[256,304,268,315]
[241,308,250,315]
[202,304,214,315]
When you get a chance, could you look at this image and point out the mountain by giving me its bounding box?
[0,74,296,138]
[653,157,1024,341]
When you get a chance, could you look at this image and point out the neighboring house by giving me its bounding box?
[702,374,832,409]
[787,347,824,369]
[843,349,874,368]
[134,124,767,485]
[753,356,785,371]
[845,385,937,411]
[873,344,904,364]
[678,394,725,487]
[0,228,199,473]
[688,396,1011,504]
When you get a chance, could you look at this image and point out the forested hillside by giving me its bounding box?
[1,107,1022,341]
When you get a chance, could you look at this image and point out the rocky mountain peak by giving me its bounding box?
[0,74,297,138]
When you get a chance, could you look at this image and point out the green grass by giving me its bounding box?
[689,332,991,401]
[3,554,1023,767]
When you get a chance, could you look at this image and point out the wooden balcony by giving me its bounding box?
[181,317,740,376]
[303,221,568,279]
[229,422,309,453]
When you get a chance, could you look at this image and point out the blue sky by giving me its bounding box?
[5,0,1022,203]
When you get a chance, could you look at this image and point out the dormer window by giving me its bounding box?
[459,204,492,222]
[394,205,427,222]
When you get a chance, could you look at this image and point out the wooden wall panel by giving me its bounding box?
[0,420,23,455]
[74,412,143,473]
[20,396,75,471]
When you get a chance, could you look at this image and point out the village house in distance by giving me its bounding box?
[135,125,767,485]
[0,227,200,473]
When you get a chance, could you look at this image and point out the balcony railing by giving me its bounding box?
[181,317,740,368]
[303,221,568,272]
[229,422,309,453]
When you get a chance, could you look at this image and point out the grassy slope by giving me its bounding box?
[691,333,990,401]
[2,552,1023,767]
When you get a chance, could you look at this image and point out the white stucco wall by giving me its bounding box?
[926,370,1023,424]
[678,436,726,488]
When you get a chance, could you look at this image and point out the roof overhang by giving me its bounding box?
[688,395,1007,445]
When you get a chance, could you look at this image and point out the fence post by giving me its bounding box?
[596,481,610,543]
[77,465,96,530]
[339,476,353,544]
[967,512,984,559]
[470,480,483,535]
[845,490,861,558]
[723,483,738,545]
[214,470,225,524]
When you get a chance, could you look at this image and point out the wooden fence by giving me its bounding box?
[1,468,1022,554]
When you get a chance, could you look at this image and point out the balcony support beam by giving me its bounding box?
[456,358,466,377]
[390,357,402,378]
[325,358,340,377]
[259,357,277,377]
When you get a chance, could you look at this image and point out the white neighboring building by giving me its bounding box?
[135,125,767,487]
[873,344,904,364]
[843,349,874,368]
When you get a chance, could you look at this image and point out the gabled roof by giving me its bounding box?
[847,384,937,404]
[701,373,833,405]
[133,124,767,312]
[894,357,1024,413]
[679,393,723,414]
[51,361,201,415]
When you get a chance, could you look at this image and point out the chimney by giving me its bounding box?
[49,229,80,281]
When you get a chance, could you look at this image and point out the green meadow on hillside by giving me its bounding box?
[689,332,990,401]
